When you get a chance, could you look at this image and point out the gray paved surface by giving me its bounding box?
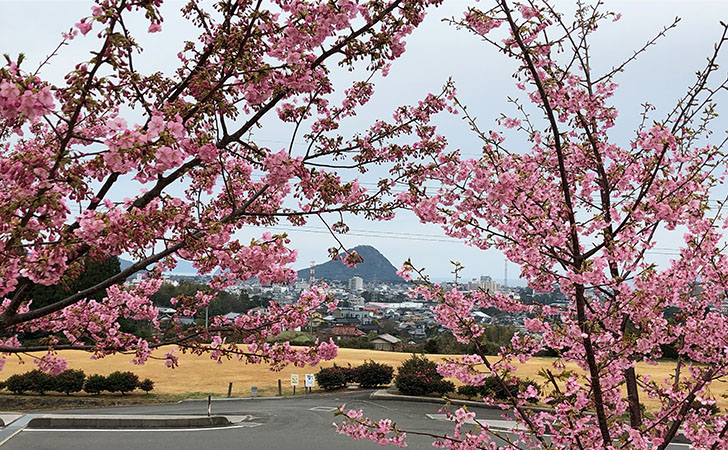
[0,391,694,449]
[0,391,506,449]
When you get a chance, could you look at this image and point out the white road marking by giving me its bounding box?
[0,427,24,447]
[424,414,694,448]
[427,413,527,430]
[308,406,338,412]
[21,423,263,433]
[0,414,38,447]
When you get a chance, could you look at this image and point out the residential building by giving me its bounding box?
[371,333,400,351]
[348,276,364,292]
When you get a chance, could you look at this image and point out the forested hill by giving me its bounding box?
[296,245,402,282]
[120,245,402,282]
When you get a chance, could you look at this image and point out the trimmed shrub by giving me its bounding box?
[394,354,450,396]
[457,384,483,398]
[480,375,507,399]
[341,364,358,384]
[5,373,32,394]
[138,378,155,393]
[434,380,455,395]
[356,360,394,388]
[26,369,54,395]
[106,371,139,395]
[84,374,108,395]
[316,365,348,391]
[54,369,86,395]
[461,376,540,403]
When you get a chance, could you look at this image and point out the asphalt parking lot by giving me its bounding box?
[0,391,694,449]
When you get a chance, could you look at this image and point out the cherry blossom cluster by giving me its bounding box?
[0,0,450,375]
[344,1,728,449]
[335,406,408,447]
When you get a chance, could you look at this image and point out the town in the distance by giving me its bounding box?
[125,245,568,354]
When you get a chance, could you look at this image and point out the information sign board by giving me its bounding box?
[305,373,315,387]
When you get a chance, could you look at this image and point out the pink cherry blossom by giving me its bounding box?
[75,20,93,35]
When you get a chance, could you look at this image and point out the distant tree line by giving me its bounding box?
[150,281,269,317]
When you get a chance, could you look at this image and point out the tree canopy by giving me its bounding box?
[2,0,728,448]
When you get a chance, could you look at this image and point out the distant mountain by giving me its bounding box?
[119,258,198,275]
[297,245,402,283]
[119,258,134,272]
[121,246,401,282]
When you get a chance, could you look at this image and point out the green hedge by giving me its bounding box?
[106,371,140,395]
[356,360,394,388]
[457,376,540,403]
[2,369,152,396]
[394,354,454,396]
[83,374,108,395]
[316,361,395,391]
[139,378,155,393]
[316,366,349,391]
[53,369,86,395]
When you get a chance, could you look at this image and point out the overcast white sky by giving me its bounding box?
[2,1,727,283]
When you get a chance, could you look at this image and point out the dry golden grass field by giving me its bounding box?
[0,347,434,398]
[1,346,726,410]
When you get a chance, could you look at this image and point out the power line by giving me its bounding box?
[265,225,460,244]
[261,224,686,255]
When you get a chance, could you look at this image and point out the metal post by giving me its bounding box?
[278,379,282,396]
[227,382,233,398]
[205,306,209,329]
[207,395,211,417]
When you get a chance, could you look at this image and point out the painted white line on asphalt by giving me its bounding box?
[21,423,263,433]
[0,415,23,427]
[0,427,24,447]
[0,414,39,447]
[427,414,528,431]
[362,400,399,413]
[424,415,694,448]
[309,406,337,412]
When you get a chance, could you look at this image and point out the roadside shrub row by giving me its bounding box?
[316,355,459,396]
[457,376,540,403]
[394,354,454,396]
[316,360,394,391]
[2,370,154,396]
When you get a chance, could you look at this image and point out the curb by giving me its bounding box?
[179,396,284,403]
[369,390,553,413]
[26,415,231,429]
[0,413,23,429]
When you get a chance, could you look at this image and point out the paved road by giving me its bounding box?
[0,391,507,450]
[0,391,694,449]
